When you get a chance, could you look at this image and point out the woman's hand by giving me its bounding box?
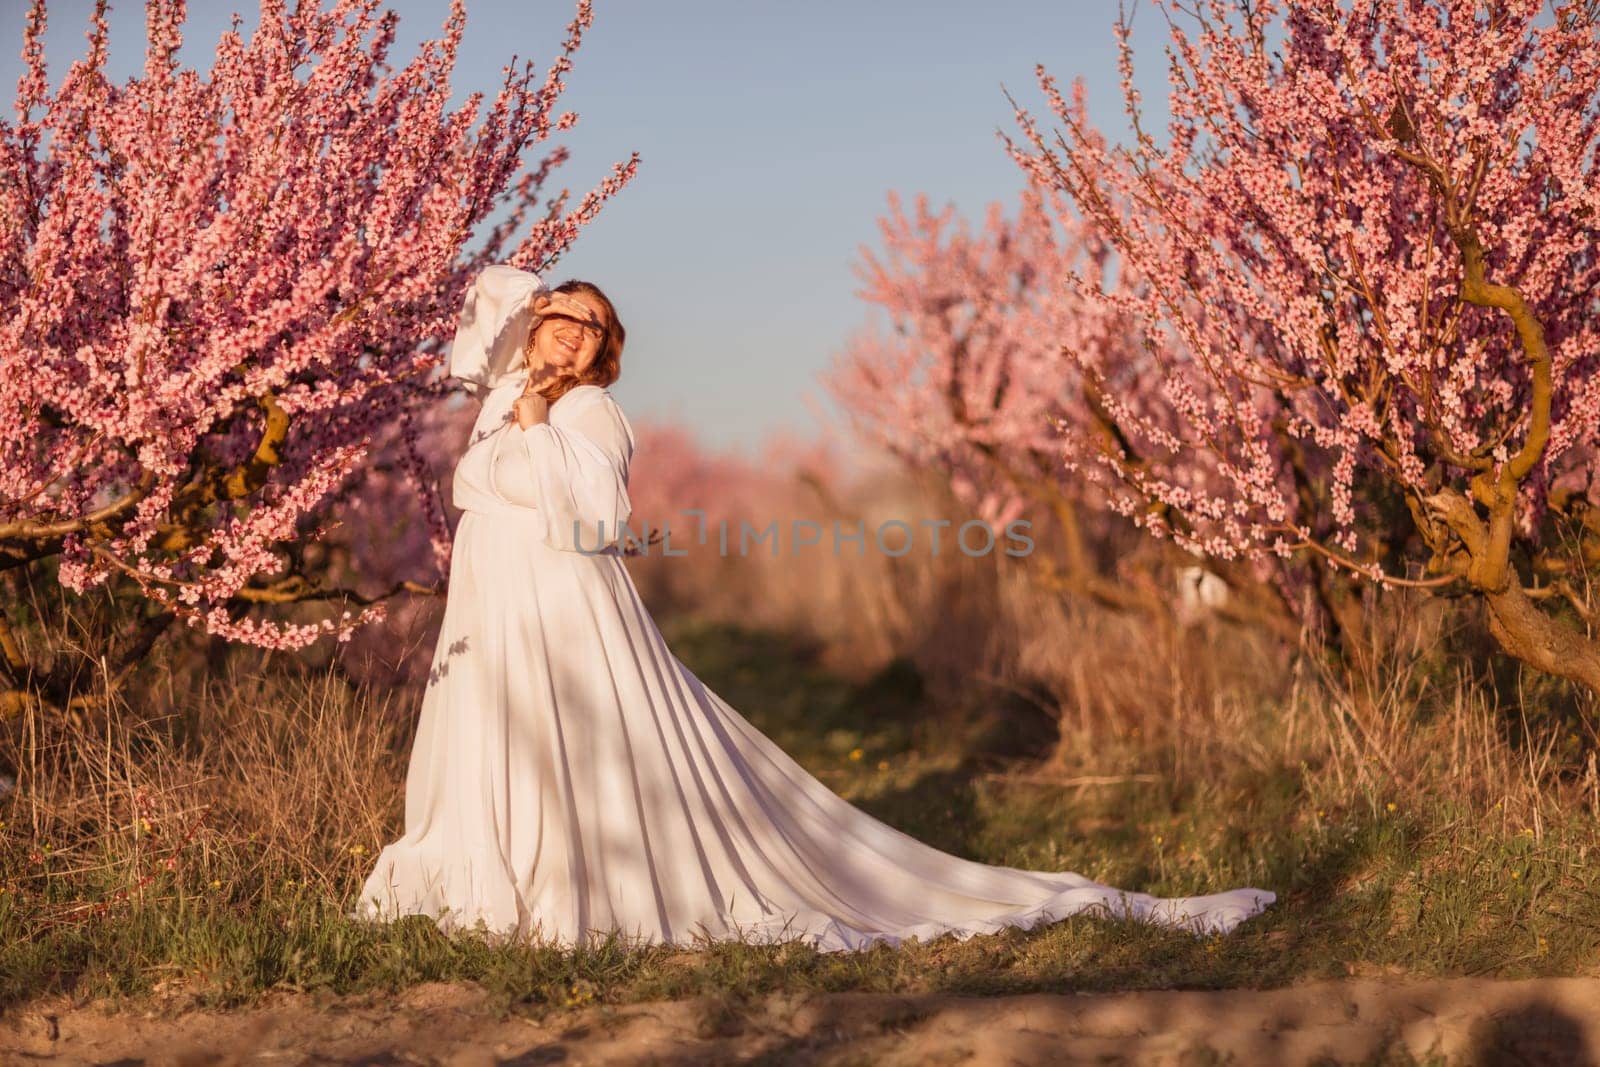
[513,387,549,430]
[529,289,600,325]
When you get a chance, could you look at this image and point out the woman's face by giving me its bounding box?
[528,290,609,376]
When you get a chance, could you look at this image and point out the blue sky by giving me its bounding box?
[2,1,1170,458]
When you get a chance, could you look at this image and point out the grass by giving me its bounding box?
[3,606,1599,1019]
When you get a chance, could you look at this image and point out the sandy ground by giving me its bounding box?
[4,977,1599,1066]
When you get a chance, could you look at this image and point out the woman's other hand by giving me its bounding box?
[513,388,549,430]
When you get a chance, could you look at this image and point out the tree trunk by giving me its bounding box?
[1484,583,1600,698]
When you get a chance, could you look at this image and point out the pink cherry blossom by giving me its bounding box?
[0,0,636,660]
[1005,0,1600,692]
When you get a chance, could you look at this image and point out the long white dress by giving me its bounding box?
[355,265,1276,953]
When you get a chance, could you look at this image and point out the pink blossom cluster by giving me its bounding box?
[1003,0,1598,584]
[0,0,634,648]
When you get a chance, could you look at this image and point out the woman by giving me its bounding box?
[356,263,1275,952]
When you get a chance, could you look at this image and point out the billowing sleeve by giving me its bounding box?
[487,390,636,552]
[447,264,548,396]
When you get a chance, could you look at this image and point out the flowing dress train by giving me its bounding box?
[355,265,1276,952]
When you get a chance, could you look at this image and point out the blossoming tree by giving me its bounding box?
[0,0,636,713]
[827,186,1302,634]
[828,188,1159,607]
[1007,0,1600,694]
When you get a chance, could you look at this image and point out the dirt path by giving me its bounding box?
[5,976,1598,1065]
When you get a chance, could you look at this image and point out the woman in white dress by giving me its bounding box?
[356,264,1276,953]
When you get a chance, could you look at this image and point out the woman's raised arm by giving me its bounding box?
[447,264,548,395]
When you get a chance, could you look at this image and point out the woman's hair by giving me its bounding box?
[524,279,625,404]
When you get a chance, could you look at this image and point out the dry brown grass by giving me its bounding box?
[6,659,410,923]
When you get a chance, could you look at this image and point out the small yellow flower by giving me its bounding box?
[140,818,153,833]
[349,844,368,856]
[1385,802,1396,813]
[1315,809,1326,818]
[848,748,863,761]
[877,760,889,771]
[210,879,222,889]
[1511,870,1521,880]
[1153,835,1164,845]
